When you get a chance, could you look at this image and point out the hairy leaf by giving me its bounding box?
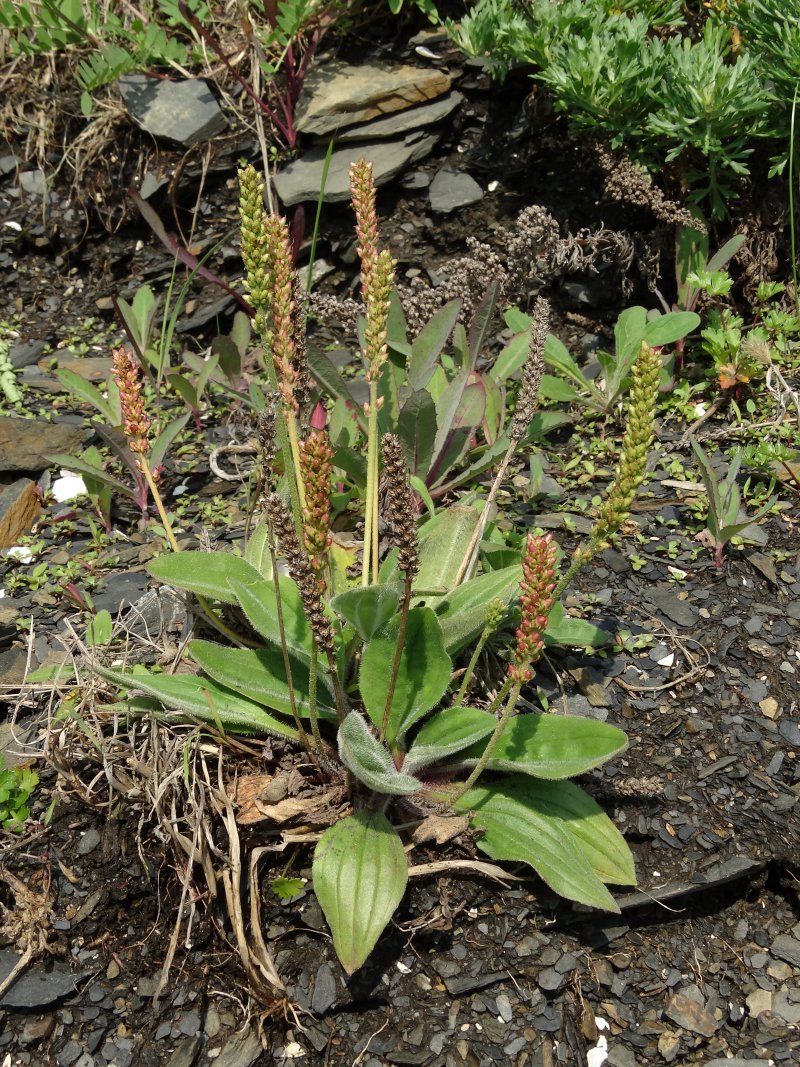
[338,713,423,795]
[360,607,451,743]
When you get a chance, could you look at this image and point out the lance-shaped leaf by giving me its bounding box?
[188,640,338,720]
[453,779,619,912]
[514,778,636,886]
[360,607,451,743]
[313,811,408,974]
[544,603,611,649]
[338,713,422,795]
[459,713,627,780]
[147,551,263,605]
[413,506,481,595]
[94,665,298,739]
[404,705,496,773]
[330,584,402,642]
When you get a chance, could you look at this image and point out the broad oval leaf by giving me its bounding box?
[228,575,314,663]
[243,520,274,578]
[643,310,700,347]
[359,606,451,744]
[460,713,628,779]
[188,640,337,720]
[313,811,408,974]
[338,713,422,795]
[435,565,522,654]
[94,664,298,739]
[147,551,263,605]
[330,584,402,642]
[453,779,620,912]
[515,778,636,886]
[405,706,496,773]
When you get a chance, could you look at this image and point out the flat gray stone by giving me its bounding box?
[335,91,463,142]
[118,74,227,146]
[429,165,483,213]
[273,134,440,206]
[19,170,46,196]
[166,1036,203,1067]
[0,950,84,1008]
[644,587,698,628]
[295,61,451,136]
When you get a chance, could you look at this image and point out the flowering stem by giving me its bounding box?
[362,385,381,586]
[453,600,506,706]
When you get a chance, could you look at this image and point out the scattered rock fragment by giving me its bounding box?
[429,164,483,213]
[0,478,40,548]
[663,991,719,1037]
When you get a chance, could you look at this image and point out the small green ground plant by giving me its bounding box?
[88,160,665,978]
[0,756,39,832]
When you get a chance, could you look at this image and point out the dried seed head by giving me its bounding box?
[381,434,419,580]
[257,391,279,492]
[510,296,549,441]
[264,491,336,656]
[111,346,151,454]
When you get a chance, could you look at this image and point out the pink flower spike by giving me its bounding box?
[512,533,558,676]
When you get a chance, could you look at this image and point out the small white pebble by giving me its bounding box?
[487,180,499,192]
[5,546,33,562]
[52,471,87,503]
[586,1034,608,1067]
[395,961,411,975]
[4,220,21,231]
[657,652,675,667]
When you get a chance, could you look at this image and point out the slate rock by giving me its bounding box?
[273,134,440,206]
[0,950,84,1008]
[0,477,41,548]
[429,165,483,213]
[311,962,337,1014]
[91,571,151,614]
[0,417,85,472]
[295,61,451,136]
[336,91,463,142]
[43,351,112,381]
[663,991,718,1037]
[773,986,800,1025]
[165,1036,203,1067]
[0,647,30,688]
[8,340,46,369]
[213,1025,263,1067]
[771,933,800,967]
[118,74,227,146]
[19,170,47,196]
[644,587,698,628]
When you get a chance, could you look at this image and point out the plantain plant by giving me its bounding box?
[93,160,663,976]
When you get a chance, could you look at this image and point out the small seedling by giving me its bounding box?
[690,438,777,568]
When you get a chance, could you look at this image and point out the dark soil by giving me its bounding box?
[1,24,799,1067]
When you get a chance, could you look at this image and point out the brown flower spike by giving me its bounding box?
[111,347,150,455]
[265,492,335,657]
[511,533,558,683]
[381,434,419,580]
